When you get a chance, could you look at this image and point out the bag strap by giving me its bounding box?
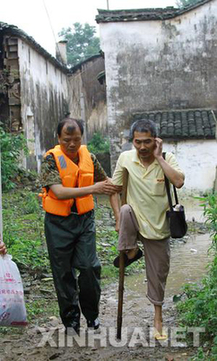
[162,152,179,210]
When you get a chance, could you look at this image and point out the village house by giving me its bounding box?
[96,0,217,194]
[1,0,217,194]
[0,22,106,172]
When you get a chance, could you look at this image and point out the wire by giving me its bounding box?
[42,0,57,42]
[42,0,102,79]
[41,0,80,103]
[41,0,106,116]
[42,0,64,60]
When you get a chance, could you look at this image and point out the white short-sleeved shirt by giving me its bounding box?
[112,150,184,240]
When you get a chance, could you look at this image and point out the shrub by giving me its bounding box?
[0,125,28,191]
[87,132,110,154]
[176,193,217,360]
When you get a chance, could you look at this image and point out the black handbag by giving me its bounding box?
[163,153,188,238]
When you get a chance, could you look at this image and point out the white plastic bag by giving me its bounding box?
[0,254,27,326]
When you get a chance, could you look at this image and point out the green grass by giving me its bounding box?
[25,298,59,324]
[3,190,50,272]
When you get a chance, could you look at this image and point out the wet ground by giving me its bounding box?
[181,196,205,224]
[124,233,212,301]
[0,230,212,361]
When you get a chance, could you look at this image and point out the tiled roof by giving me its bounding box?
[96,0,212,23]
[132,109,216,140]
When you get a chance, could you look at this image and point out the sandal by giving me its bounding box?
[153,328,168,341]
[113,248,143,268]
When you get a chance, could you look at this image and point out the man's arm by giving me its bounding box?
[110,193,121,232]
[154,138,184,188]
[91,153,107,182]
[41,153,119,199]
[50,180,118,199]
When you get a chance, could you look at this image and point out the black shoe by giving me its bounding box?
[65,320,80,335]
[113,249,143,268]
[65,323,80,336]
[64,308,80,335]
[87,318,100,330]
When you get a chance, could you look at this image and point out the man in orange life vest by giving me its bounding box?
[40,117,118,334]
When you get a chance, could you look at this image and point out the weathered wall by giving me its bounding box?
[68,56,107,143]
[99,0,217,169]
[18,39,69,171]
[0,36,21,132]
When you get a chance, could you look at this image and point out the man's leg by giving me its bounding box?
[114,204,143,267]
[72,210,101,326]
[45,212,80,331]
[118,204,139,251]
[154,305,163,335]
[141,236,170,334]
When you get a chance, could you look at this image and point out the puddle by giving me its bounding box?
[167,233,212,296]
[124,233,212,303]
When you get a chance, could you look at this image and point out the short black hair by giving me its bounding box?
[57,117,84,137]
[129,118,157,141]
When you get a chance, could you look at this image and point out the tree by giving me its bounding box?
[58,23,100,67]
[176,0,199,7]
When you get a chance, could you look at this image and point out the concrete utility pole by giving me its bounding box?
[107,0,109,10]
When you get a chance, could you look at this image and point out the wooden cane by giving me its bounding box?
[117,167,129,339]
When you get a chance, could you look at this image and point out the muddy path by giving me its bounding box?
[0,230,211,361]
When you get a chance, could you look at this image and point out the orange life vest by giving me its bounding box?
[41,145,94,216]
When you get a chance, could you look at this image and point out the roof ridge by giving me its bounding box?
[96,0,213,23]
[0,21,69,73]
[133,108,215,114]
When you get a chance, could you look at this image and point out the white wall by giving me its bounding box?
[18,39,69,171]
[99,0,217,118]
[163,139,217,194]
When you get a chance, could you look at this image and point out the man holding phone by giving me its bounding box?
[110,118,184,339]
